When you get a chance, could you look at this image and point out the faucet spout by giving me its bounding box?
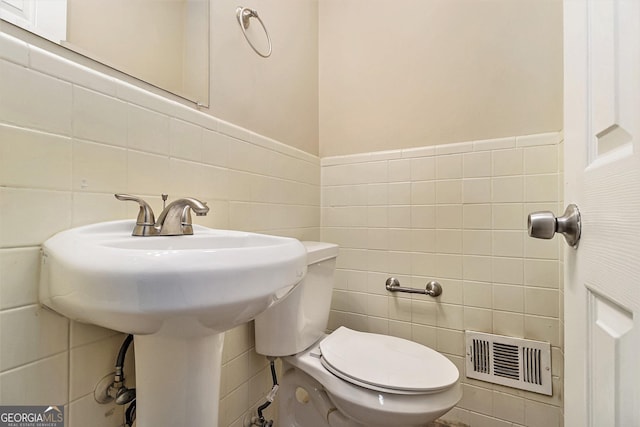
[155,197,210,236]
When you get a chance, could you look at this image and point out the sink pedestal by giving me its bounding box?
[134,332,225,427]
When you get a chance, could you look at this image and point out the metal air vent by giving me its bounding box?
[465,331,552,395]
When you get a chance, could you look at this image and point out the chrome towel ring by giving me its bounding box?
[236,6,272,58]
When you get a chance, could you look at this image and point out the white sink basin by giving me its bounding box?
[39,219,307,427]
[40,220,306,335]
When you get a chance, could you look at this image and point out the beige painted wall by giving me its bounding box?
[209,0,319,156]
[66,0,560,159]
[319,0,563,157]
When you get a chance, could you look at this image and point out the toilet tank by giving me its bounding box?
[255,241,338,357]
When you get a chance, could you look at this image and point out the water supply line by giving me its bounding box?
[247,357,279,427]
[112,334,136,405]
[112,334,136,427]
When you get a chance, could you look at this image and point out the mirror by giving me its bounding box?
[0,0,209,105]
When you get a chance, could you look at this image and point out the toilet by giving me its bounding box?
[254,242,462,427]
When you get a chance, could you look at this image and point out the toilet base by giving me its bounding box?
[277,365,362,427]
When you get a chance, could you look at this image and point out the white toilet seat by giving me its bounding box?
[318,327,459,395]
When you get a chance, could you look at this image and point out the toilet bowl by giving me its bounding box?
[254,242,461,427]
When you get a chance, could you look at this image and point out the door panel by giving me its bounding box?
[564,0,640,425]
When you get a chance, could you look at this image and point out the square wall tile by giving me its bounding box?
[169,118,203,162]
[126,104,170,155]
[411,181,435,205]
[463,230,492,256]
[0,247,40,309]
[126,150,170,195]
[493,257,524,285]
[69,335,126,401]
[434,254,463,280]
[0,124,72,190]
[493,148,523,176]
[436,229,462,255]
[389,320,412,340]
[435,205,462,229]
[367,183,388,206]
[524,315,560,347]
[463,151,492,178]
[168,159,205,196]
[493,203,525,230]
[436,180,462,204]
[492,391,525,424]
[492,176,524,203]
[387,182,411,205]
[463,307,492,333]
[463,204,492,230]
[410,157,435,181]
[436,154,463,179]
[524,145,558,175]
[0,353,68,405]
[389,296,412,322]
[460,383,494,416]
[463,178,491,204]
[388,206,411,228]
[410,252,436,276]
[524,259,559,288]
[492,230,524,257]
[437,279,463,305]
[462,256,492,282]
[73,140,127,192]
[0,61,72,135]
[228,141,273,176]
[388,159,411,182]
[493,311,525,337]
[463,281,493,309]
[525,174,559,203]
[202,130,230,168]
[411,323,437,348]
[437,328,464,356]
[0,188,72,247]
[525,287,560,317]
[411,205,436,229]
[72,86,127,147]
[493,284,524,313]
[0,305,68,371]
[436,303,464,330]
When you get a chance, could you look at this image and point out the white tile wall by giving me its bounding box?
[0,30,319,427]
[322,133,564,426]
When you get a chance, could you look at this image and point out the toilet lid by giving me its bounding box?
[319,327,459,394]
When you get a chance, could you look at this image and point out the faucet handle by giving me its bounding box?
[114,194,157,236]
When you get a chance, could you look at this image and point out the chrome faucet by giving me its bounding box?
[115,194,209,236]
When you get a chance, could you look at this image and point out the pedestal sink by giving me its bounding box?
[40,220,307,427]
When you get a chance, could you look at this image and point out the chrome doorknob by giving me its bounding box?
[528,204,581,248]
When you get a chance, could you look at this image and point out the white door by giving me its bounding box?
[563,0,640,425]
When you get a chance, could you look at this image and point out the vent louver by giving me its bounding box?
[465,331,552,395]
